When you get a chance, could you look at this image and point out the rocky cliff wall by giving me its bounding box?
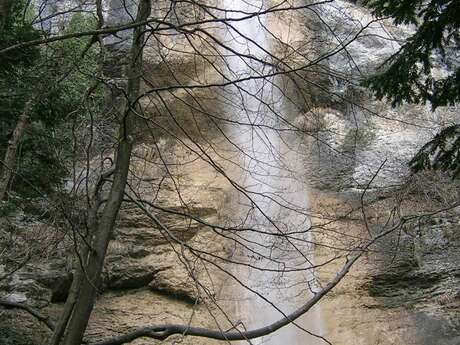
[1,1,459,345]
[303,2,460,344]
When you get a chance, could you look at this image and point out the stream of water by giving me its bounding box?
[218,1,325,343]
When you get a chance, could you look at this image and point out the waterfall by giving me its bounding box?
[218,0,325,343]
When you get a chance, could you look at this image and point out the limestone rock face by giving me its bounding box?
[149,266,198,303]
[1,142,228,329]
[0,140,230,344]
[100,147,227,300]
[313,190,460,345]
[17,264,72,303]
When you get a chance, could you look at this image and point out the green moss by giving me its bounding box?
[0,197,20,216]
[342,125,376,152]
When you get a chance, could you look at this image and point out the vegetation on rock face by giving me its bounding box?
[0,3,102,201]
[409,124,460,177]
[363,0,460,177]
[342,126,376,153]
[363,0,460,108]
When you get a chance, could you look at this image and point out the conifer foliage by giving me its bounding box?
[363,0,460,177]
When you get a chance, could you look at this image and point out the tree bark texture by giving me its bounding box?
[59,1,151,344]
[0,99,32,201]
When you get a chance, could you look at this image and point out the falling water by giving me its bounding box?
[217,0,326,343]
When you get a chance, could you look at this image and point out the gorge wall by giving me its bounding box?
[1,1,459,345]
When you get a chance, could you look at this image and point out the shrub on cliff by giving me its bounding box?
[363,0,460,177]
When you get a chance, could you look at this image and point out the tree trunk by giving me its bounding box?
[59,1,151,344]
[49,169,108,345]
[0,0,13,31]
[47,254,85,345]
[0,99,32,201]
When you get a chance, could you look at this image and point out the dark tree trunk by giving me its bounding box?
[57,1,152,344]
[0,99,32,201]
[0,0,13,31]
